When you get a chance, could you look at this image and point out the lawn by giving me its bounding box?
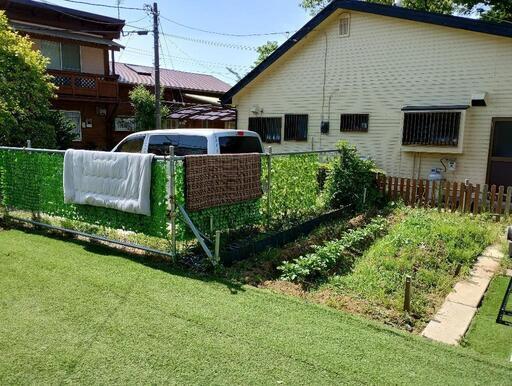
[463,275,512,362]
[0,229,511,384]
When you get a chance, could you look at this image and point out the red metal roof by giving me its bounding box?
[115,62,231,94]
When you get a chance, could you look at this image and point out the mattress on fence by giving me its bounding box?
[184,153,262,212]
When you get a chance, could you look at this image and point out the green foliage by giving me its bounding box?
[253,41,279,67]
[459,0,512,22]
[332,208,502,319]
[279,216,388,282]
[44,110,77,150]
[0,149,169,238]
[299,0,455,15]
[264,153,326,227]
[129,85,170,131]
[324,141,381,212]
[0,12,56,148]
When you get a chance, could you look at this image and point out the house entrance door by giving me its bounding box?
[488,119,512,187]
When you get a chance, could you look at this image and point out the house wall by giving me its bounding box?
[232,10,512,185]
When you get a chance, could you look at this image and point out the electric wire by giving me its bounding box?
[38,0,127,24]
[57,0,144,11]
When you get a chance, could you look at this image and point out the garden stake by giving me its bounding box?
[404,275,412,313]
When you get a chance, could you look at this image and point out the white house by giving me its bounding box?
[221,0,512,187]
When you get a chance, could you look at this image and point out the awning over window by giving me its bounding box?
[11,22,124,50]
[170,105,235,121]
[401,105,470,111]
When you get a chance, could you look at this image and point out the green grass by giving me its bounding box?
[328,208,502,325]
[464,276,512,362]
[0,229,511,384]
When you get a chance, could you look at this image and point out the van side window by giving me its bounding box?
[148,135,179,156]
[148,135,207,156]
[178,136,207,155]
[116,136,145,153]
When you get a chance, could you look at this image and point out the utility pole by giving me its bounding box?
[152,2,161,130]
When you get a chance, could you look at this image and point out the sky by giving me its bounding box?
[42,0,312,85]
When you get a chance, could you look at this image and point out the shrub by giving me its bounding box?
[278,216,388,283]
[324,141,381,211]
[45,110,77,150]
[0,12,57,148]
[129,85,170,131]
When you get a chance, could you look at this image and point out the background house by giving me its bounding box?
[222,0,512,187]
[113,62,235,146]
[1,0,125,150]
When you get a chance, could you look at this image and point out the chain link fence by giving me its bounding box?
[0,146,341,262]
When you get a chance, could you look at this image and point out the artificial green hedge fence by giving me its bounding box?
[0,150,169,238]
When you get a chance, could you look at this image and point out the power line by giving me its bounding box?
[159,15,292,37]
[38,0,129,24]
[57,0,144,11]
[160,32,259,51]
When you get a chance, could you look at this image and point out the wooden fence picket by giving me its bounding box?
[378,176,512,217]
[505,186,512,217]
[481,184,489,212]
[497,186,504,215]
[490,185,497,213]
[474,184,481,215]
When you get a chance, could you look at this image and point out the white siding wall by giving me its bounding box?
[233,10,512,185]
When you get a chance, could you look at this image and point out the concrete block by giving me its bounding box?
[446,276,491,308]
[422,301,476,345]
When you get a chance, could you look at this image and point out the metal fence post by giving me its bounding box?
[168,145,177,260]
[214,230,221,266]
[266,146,272,230]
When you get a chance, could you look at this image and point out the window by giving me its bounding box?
[38,39,81,72]
[340,114,369,132]
[62,111,81,141]
[284,114,308,141]
[116,136,145,153]
[115,117,136,132]
[219,136,263,154]
[248,117,281,143]
[339,14,350,37]
[148,135,208,156]
[402,111,461,146]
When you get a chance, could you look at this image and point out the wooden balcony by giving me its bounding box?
[48,70,118,100]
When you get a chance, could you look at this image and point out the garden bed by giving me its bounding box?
[228,206,504,332]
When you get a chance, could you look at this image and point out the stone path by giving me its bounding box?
[422,244,503,345]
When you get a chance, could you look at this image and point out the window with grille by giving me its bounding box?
[284,114,308,141]
[339,14,350,37]
[248,117,281,143]
[340,114,369,132]
[402,111,461,146]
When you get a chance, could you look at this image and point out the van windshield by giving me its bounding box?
[218,136,263,154]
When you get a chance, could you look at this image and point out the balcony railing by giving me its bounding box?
[48,70,118,99]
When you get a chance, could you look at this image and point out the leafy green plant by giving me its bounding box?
[332,208,502,319]
[279,216,388,282]
[0,11,57,148]
[129,85,170,131]
[324,141,382,212]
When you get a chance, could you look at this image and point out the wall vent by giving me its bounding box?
[339,14,350,37]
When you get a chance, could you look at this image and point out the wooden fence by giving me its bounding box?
[378,176,512,216]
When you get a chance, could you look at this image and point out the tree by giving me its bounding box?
[129,85,170,131]
[0,11,57,148]
[254,41,279,67]
[45,110,78,150]
[458,1,512,22]
[300,0,455,16]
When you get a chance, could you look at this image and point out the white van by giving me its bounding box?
[112,129,264,156]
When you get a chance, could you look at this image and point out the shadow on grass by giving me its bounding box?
[2,222,246,295]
